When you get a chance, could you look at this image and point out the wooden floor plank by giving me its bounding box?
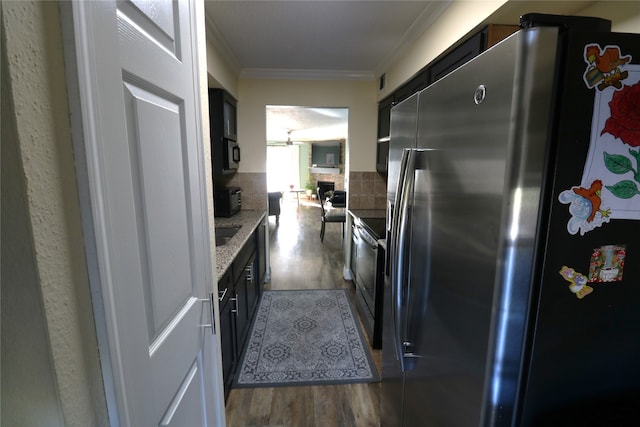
[225,200,381,426]
[248,387,274,425]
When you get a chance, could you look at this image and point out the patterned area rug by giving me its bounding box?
[234,289,379,388]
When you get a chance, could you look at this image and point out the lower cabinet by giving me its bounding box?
[219,223,265,400]
[350,223,358,279]
[256,218,267,284]
[218,270,236,395]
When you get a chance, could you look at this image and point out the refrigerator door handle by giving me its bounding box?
[390,148,409,365]
[391,148,417,371]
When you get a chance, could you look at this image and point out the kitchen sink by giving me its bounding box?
[215,226,241,246]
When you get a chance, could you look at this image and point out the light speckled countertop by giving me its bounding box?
[215,210,266,277]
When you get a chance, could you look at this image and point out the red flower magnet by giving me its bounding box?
[601,82,640,147]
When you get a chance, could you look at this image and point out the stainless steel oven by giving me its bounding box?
[355,222,378,312]
[352,216,385,348]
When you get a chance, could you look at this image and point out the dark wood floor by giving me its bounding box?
[225,195,382,427]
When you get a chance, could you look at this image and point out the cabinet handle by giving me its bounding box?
[199,292,216,334]
[231,294,239,316]
[245,265,253,282]
[218,287,228,302]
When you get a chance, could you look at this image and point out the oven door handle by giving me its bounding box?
[355,225,378,248]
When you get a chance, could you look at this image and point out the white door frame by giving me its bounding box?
[60,1,225,425]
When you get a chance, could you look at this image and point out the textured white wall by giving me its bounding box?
[1,2,107,426]
[206,31,239,98]
[576,1,640,32]
[377,0,640,101]
[378,1,507,100]
[1,26,65,426]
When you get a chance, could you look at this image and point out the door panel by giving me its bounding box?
[159,359,205,426]
[127,0,177,50]
[123,84,194,337]
[117,1,214,424]
[65,0,222,425]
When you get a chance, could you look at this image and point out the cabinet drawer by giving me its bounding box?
[233,239,255,283]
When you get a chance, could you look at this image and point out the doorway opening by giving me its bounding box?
[265,106,349,286]
[266,105,348,192]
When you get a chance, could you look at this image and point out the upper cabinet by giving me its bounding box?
[209,88,237,141]
[376,95,393,174]
[376,24,518,173]
[377,97,394,141]
[209,89,239,176]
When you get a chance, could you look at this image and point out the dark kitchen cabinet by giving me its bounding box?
[377,97,394,140]
[256,219,267,284]
[209,88,237,141]
[376,96,393,174]
[209,88,238,177]
[232,238,256,353]
[219,233,262,400]
[375,24,518,172]
[376,139,389,174]
[218,269,236,397]
[426,31,484,83]
[350,224,358,280]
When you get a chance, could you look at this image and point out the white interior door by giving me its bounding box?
[63,1,224,425]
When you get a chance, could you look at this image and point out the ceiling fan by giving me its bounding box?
[269,129,307,146]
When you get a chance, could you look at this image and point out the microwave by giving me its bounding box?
[212,138,240,176]
[225,139,240,171]
[214,187,241,217]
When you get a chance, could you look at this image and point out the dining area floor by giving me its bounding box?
[224,194,382,427]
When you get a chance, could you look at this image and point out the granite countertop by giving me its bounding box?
[215,210,266,277]
[348,209,387,241]
[348,209,386,220]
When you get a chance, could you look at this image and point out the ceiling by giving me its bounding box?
[203,1,597,142]
[204,1,452,80]
[266,106,348,143]
[205,1,452,142]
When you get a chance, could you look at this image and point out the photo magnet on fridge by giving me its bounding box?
[588,244,626,283]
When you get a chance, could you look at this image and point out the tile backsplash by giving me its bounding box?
[348,171,387,210]
[215,172,267,211]
[212,170,386,212]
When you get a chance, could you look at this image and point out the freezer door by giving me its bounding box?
[382,92,420,427]
[401,27,558,426]
[387,92,419,205]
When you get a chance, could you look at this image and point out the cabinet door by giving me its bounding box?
[233,274,249,351]
[256,220,266,285]
[233,235,258,348]
[377,97,394,139]
[222,95,237,140]
[427,31,483,83]
[218,271,236,399]
[219,301,235,397]
[351,224,358,280]
[376,140,389,174]
[244,253,258,328]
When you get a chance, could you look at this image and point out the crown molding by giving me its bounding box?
[204,13,241,76]
[239,68,375,81]
[374,0,453,78]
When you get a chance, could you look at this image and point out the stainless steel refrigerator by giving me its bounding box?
[382,14,640,426]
